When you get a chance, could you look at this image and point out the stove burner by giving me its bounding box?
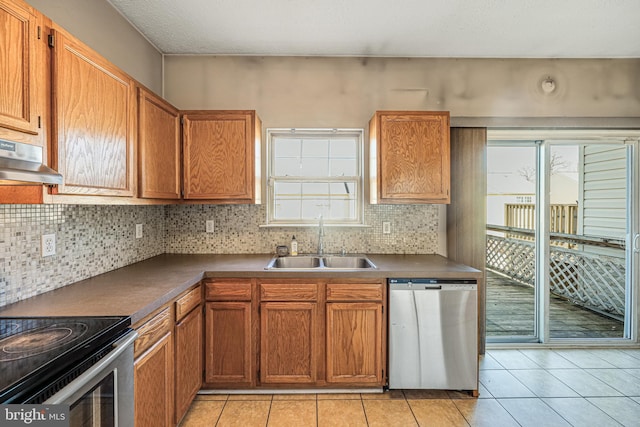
[0,322,89,361]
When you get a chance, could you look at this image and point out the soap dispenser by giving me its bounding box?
[290,235,298,256]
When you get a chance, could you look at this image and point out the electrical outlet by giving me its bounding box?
[136,224,143,239]
[383,221,391,234]
[206,220,215,233]
[41,234,56,257]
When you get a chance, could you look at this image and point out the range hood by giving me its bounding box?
[0,139,63,185]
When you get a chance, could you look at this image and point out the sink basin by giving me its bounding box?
[267,256,322,269]
[322,256,376,269]
[264,255,376,270]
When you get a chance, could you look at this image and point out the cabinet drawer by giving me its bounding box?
[176,285,202,321]
[260,283,318,301]
[134,307,171,358]
[206,280,252,301]
[326,283,383,301]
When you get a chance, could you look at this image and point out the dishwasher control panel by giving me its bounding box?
[388,278,477,291]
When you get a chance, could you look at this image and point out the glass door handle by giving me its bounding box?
[633,234,640,253]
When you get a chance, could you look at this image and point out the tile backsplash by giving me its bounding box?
[0,204,165,308]
[0,202,443,308]
[165,204,443,255]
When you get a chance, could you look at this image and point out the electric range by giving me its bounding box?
[0,316,131,404]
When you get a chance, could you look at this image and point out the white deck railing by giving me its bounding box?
[486,227,626,319]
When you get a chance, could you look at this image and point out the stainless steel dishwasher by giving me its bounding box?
[388,278,478,390]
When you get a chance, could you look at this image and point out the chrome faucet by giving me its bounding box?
[317,215,325,255]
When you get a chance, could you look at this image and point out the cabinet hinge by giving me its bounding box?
[47,34,54,48]
[37,26,41,40]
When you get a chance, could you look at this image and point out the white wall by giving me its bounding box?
[164,57,640,123]
[26,0,163,93]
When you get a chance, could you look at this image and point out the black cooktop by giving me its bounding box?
[0,316,131,403]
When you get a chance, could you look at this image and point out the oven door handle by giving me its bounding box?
[44,330,138,404]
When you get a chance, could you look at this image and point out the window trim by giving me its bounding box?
[265,128,365,226]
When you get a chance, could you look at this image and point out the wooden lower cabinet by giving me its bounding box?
[205,301,254,386]
[204,279,254,387]
[174,306,202,424]
[326,281,386,386]
[202,278,386,390]
[134,311,174,427]
[326,302,383,384]
[260,302,317,384]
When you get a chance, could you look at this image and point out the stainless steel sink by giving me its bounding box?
[322,256,376,269]
[264,255,377,270]
[268,256,322,269]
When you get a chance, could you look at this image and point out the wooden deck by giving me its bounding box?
[486,270,624,339]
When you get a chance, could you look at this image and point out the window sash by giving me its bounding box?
[267,129,364,225]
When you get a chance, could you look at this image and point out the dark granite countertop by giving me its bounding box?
[0,253,481,324]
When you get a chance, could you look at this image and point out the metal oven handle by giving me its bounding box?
[45,330,138,404]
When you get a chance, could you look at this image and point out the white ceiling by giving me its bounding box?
[107,0,640,58]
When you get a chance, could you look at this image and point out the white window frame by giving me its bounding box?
[265,128,365,226]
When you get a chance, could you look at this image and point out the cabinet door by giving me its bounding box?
[205,301,253,385]
[175,306,202,424]
[373,111,450,204]
[260,302,317,384]
[182,111,259,202]
[50,28,135,196]
[138,87,180,199]
[134,332,174,427]
[0,0,45,146]
[326,302,383,384]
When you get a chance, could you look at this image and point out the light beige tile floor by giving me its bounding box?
[179,349,640,427]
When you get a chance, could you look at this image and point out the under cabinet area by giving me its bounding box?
[369,111,450,204]
[202,277,386,390]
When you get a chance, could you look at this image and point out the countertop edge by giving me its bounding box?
[0,253,482,324]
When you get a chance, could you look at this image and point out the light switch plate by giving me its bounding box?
[206,220,214,233]
[136,224,143,239]
[383,221,391,234]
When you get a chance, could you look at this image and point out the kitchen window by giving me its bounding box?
[266,128,364,226]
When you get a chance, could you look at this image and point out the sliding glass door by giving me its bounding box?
[486,144,538,341]
[487,136,637,344]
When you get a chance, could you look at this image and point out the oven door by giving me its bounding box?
[44,330,137,427]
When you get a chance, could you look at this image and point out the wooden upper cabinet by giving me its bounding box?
[138,87,180,199]
[370,111,450,204]
[182,110,261,203]
[50,28,136,196]
[0,0,46,146]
